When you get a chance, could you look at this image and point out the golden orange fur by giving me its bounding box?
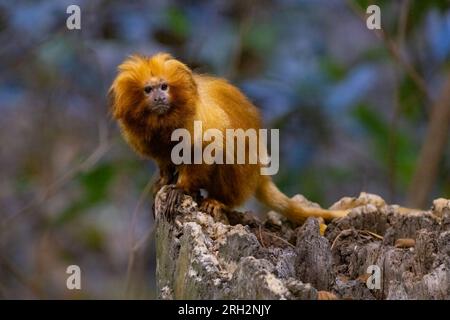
[110,52,347,223]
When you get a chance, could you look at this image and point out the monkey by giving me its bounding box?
[109,52,349,224]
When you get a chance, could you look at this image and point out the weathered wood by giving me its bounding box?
[155,187,450,300]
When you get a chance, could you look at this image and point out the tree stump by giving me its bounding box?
[154,186,450,300]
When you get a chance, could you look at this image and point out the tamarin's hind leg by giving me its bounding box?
[207,164,260,208]
[162,164,215,218]
[198,164,259,221]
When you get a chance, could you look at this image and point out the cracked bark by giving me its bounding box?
[154,186,450,300]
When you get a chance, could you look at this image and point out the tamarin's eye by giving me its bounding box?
[161,83,168,91]
[144,86,152,94]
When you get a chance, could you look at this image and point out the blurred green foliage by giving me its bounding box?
[52,163,116,226]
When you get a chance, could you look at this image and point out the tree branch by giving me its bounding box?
[154,187,450,300]
[407,74,450,208]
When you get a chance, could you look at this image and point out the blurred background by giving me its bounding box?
[0,0,449,299]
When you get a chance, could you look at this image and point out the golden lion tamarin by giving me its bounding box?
[109,52,348,223]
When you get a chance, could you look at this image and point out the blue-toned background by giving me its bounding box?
[0,0,449,298]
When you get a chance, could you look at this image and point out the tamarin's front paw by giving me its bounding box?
[200,198,229,224]
[162,186,184,221]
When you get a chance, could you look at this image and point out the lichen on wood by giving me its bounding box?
[155,186,450,300]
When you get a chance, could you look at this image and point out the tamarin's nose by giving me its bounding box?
[154,96,166,103]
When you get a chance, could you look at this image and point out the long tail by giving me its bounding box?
[255,176,348,224]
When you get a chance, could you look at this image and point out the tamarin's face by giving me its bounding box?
[109,53,198,120]
[143,80,170,115]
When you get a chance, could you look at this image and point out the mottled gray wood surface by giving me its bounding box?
[155,186,450,300]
